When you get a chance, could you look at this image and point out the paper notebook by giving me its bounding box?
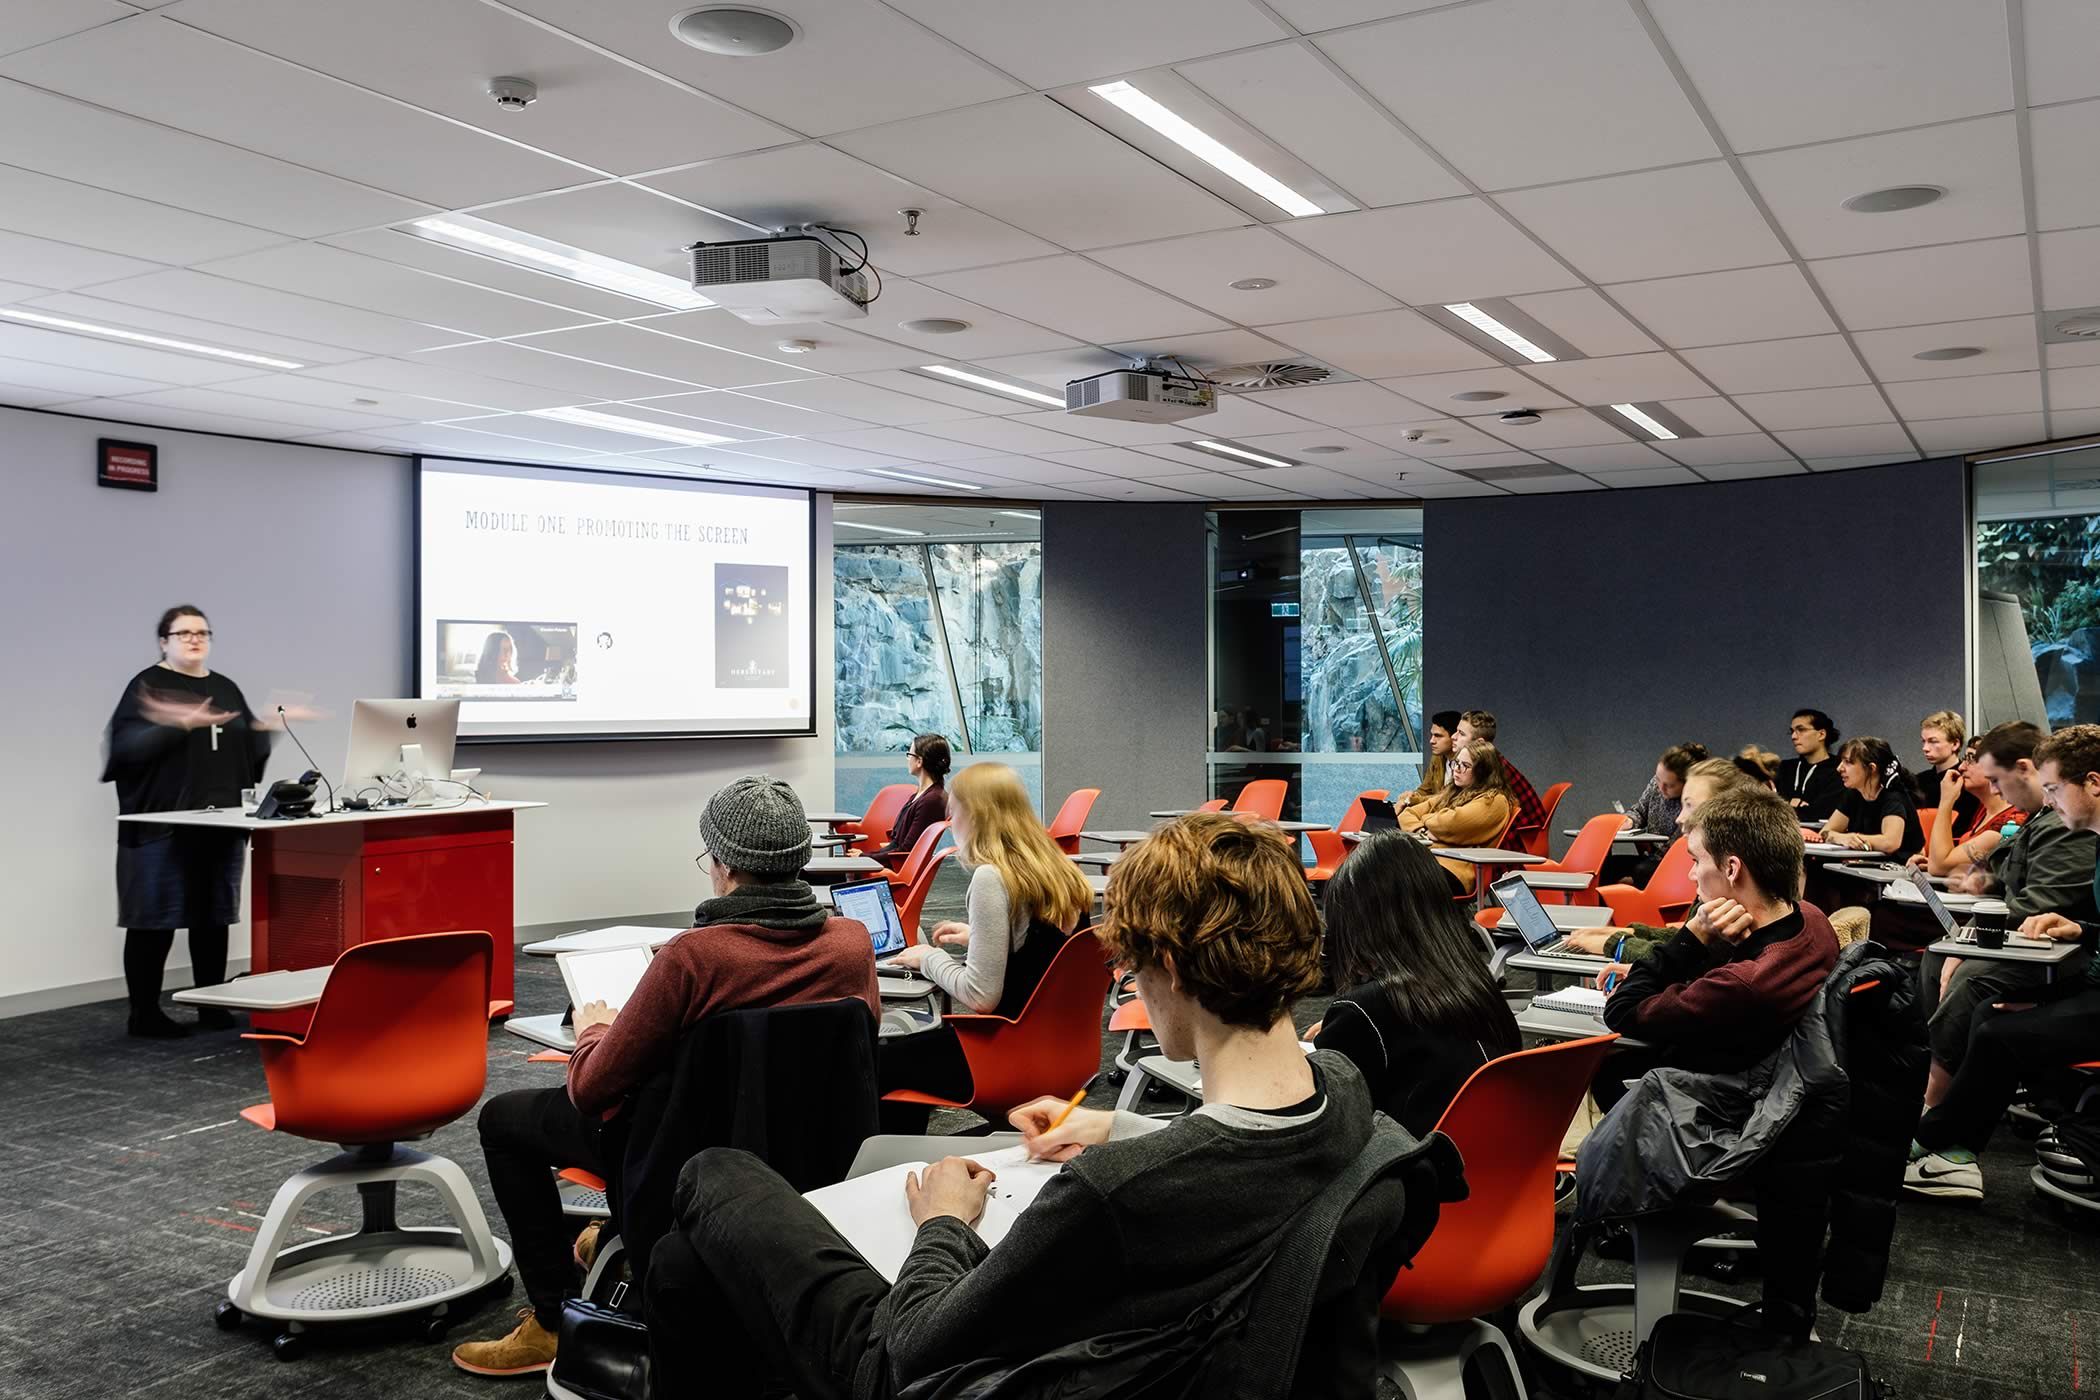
[1532,986,1609,1015]
[804,1145,1062,1282]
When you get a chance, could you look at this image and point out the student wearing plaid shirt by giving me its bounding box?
[1454,710,1545,836]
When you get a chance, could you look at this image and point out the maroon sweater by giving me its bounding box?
[567,916,879,1114]
[1603,902,1838,1071]
[877,782,948,867]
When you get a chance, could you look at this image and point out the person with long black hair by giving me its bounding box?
[1314,832,1521,1135]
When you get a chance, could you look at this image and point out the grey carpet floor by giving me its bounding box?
[3,864,2095,1398]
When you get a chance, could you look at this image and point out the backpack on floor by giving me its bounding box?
[1620,1313,1886,1400]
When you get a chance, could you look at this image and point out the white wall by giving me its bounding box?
[0,405,833,1012]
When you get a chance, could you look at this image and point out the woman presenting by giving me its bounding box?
[103,605,303,1038]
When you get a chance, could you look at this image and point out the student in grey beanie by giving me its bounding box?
[697,775,812,878]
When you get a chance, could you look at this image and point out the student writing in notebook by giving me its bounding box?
[643,812,1459,1399]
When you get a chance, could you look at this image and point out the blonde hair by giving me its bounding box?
[950,763,1092,931]
[1687,756,1762,796]
[1922,709,1966,747]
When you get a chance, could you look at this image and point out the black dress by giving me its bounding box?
[103,665,272,929]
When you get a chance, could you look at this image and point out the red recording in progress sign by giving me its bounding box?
[98,438,157,492]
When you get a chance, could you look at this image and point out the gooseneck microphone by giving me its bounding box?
[277,705,338,815]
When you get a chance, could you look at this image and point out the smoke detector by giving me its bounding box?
[487,76,537,111]
[1498,409,1542,426]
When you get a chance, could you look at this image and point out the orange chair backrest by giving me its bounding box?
[1559,813,1626,880]
[853,783,917,852]
[947,928,1112,1117]
[1918,807,1938,841]
[892,820,951,887]
[1305,827,1349,876]
[258,930,493,1144]
[1646,836,1695,910]
[1382,1033,1620,1323]
[1526,782,1573,855]
[1196,798,1229,813]
[1233,779,1288,822]
[896,847,956,944]
[1338,790,1390,836]
[1048,788,1102,855]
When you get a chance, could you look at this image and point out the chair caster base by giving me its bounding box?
[271,1330,306,1362]
[214,1300,243,1331]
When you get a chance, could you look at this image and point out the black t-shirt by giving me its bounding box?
[1911,764,1981,832]
[1778,757,1844,821]
[103,666,271,845]
[1835,785,1924,860]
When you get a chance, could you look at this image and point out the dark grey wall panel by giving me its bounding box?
[1423,460,1968,849]
[1042,504,1210,829]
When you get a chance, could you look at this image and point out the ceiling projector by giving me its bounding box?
[688,235,871,325]
[1064,366,1217,423]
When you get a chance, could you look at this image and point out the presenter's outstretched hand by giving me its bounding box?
[256,703,328,731]
[574,1000,617,1033]
[1010,1098,1113,1162]
[137,687,238,732]
[905,1156,995,1229]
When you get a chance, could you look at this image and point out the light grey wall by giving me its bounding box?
[0,405,833,1011]
[1423,459,1970,853]
[1041,504,1209,831]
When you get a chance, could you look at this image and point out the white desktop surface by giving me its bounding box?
[505,1013,574,1052]
[1509,950,1612,979]
[1079,830,1152,846]
[118,798,545,832]
[523,924,687,958]
[1516,870,1596,892]
[1925,937,2078,966]
[1433,847,1547,866]
[1881,882,2009,916]
[172,966,332,1010]
[804,811,862,827]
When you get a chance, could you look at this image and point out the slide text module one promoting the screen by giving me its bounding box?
[418,459,813,740]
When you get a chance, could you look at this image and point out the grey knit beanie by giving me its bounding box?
[697,775,811,877]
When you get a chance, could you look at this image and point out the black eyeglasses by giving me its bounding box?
[165,629,212,641]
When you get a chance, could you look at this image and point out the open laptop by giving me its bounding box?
[832,878,941,994]
[1491,874,1614,959]
[1904,868,2047,947]
[1357,798,1400,834]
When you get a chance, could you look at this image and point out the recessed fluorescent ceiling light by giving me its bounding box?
[835,519,924,536]
[1193,439,1296,469]
[917,364,1064,408]
[1442,303,1555,364]
[0,307,305,368]
[866,467,984,491]
[1088,81,1323,219]
[996,509,1041,519]
[406,215,713,310]
[1609,403,1677,440]
[528,406,736,446]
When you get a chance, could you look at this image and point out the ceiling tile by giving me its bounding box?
[637,144,1057,278]
[1885,371,2042,420]
[1324,0,1715,190]
[201,370,495,422]
[1681,335,1869,394]
[0,78,430,236]
[1089,226,1396,324]
[47,395,300,437]
[1049,476,1207,500]
[26,290,373,366]
[322,228,667,320]
[2050,408,2100,438]
[1500,163,1788,284]
[1907,413,2046,454]
[844,279,1083,361]
[0,165,283,266]
[2030,100,2100,233]
[1802,452,1921,471]
[2047,341,2100,369]
[1208,464,1379,498]
[416,339,702,400]
[1692,460,1807,480]
[887,0,1286,87]
[1377,367,1576,417]
[1467,408,1629,449]
[0,229,161,289]
[970,347,1131,391]
[1654,432,1791,466]
[1262,309,1498,379]
[625,309,929,376]
[1646,0,2011,152]
[111,385,405,434]
[1773,423,1916,456]
[1742,116,2024,258]
[297,357,586,413]
[2040,228,2100,310]
[1263,0,1451,30]
[1733,385,1894,430]
[1521,352,1713,405]
[832,97,1245,251]
[509,323,814,391]
[1175,42,1465,210]
[1035,446,1196,479]
[1279,198,1579,304]
[1659,396,1760,436]
[923,256,1226,344]
[0,17,589,205]
[1234,427,1396,462]
[1496,475,1604,493]
[0,279,47,304]
[1507,288,1658,357]
[196,243,602,339]
[1000,406,1192,445]
[504,0,1022,135]
[168,0,792,175]
[1251,379,1425,426]
[739,376,985,427]
[44,269,465,355]
[2022,0,2100,105]
[470,183,754,283]
[1101,331,1303,376]
[1355,418,1514,456]
[361,421,591,461]
[845,369,1044,417]
[616,389,866,437]
[1810,238,2033,330]
[0,0,131,59]
[437,410,718,456]
[1149,472,1292,500]
[2048,367,2100,411]
[1605,264,1838,348]
[810,425,1015,463]
[1851,315,2040,382]
[1577,464,1701,487]
[1181,393,1321,438]
[0,352,171,400]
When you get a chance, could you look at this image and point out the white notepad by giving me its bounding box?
[804,1145,1062,1282]
[1533,986,1609,1015]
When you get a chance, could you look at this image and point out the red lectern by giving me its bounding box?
[118,800,543,1031]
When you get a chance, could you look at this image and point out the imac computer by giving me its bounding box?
[344,699,461,804]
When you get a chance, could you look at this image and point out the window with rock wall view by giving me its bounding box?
[1973,445,2100,730]
[834,502,1043,814]
[1209,508,1424,829]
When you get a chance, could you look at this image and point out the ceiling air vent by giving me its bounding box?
[1204,360,1348,391]
[2042,307,2100,344]
[1453,462,1575,483]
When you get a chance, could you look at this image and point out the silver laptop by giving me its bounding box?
[1493,874,1614,959]
[832,878,942,993]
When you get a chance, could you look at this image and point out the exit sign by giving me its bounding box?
[1271,602,1300,617]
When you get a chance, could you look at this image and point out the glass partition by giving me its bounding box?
[1973,445,2100,728]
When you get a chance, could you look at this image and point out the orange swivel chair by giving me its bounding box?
[846,783,915,856]
[1476,811,1623,932]
[1232,778,1289,822]
[1306,790,1389,883]
[884,819,950,890]
[1379,1034,1619,1398]
[215,931,512,1359]
[1047,788,1102,855]
[1505,780,1572,857]
[895,846,957,945]
[881,930,1112,1121]
[1595,836,1696,927]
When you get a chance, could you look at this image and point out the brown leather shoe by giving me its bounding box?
[572,1219,604,1275]
[451,1307,558,1377]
